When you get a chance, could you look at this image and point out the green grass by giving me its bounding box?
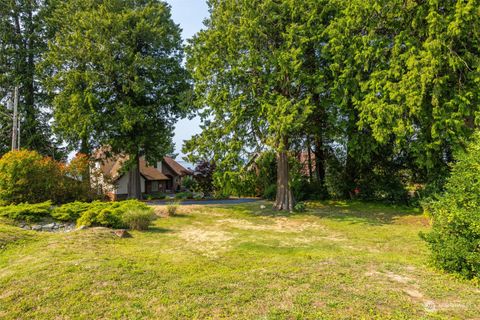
[0,201,479,319]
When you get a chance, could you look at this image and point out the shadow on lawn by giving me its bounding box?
[216,200,423,226]
[147,227,174,234]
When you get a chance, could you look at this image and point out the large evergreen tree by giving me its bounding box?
[43,0,190,199]
[186,0,330,210]
[0,0,64,158]
[327,0,480,187]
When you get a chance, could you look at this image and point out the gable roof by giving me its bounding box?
[95,152,169,181]
[163,156,192,176]
[139,158,169,181]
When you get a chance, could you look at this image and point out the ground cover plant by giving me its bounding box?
[0,201,478,319]
[0,201,52,222]
[0,200,154,230]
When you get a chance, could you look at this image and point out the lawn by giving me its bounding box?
[0,201,479,319]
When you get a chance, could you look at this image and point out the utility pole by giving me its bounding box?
[11,86,19,151]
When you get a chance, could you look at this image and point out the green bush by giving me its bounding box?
[51,201,97,221]
[0,150,61,204]
[421,132,480,280]
[151,192,166,200]
[0,150,93,205]
[181,176,198,191]
[263,184,277,201]
[175,192,193,200]
[122,209,155,230]
[166,202,179,216]
[76,200,151,229]
[294,202,306,212]
[0,201,52,222]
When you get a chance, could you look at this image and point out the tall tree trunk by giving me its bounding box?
[274,150,294,211]
[128,154,142,200]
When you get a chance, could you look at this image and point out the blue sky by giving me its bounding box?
[166,0,209,159]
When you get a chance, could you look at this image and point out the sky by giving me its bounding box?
[165,0,209,160]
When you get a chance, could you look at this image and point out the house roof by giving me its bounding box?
[163,156,192,176]
[139,158,169,181]
[95,152,170,181]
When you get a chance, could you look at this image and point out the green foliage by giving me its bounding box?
[0,0,65,158]
[0,150,92,205]
[181,176,198,192]
[43,0,191,198]
[185,0,331,209]
[293,202,306,213]
[293,179,328,202]
[422,132,480,280]
[166,202,179,216]
[51,201,100,222]
[0,201,52,222]
[144,193,166,201]
[0,150,63,204]
[354,170,409,205]
[174,192,193,200]
[121,209,155,231]
[76,200,152,229]
[263,184,277,201]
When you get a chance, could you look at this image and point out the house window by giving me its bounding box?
[152,181,159,192]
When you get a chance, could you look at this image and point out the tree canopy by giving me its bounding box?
[185,0,480,209]
[43,0,190,198]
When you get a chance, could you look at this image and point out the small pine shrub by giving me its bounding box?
[51,201,97,221]
[0,201,52,222]
[76,200,150,228]
[421,132,480,280]
[122,209,155,230]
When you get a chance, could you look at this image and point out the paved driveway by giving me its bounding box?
[147,198,261,206]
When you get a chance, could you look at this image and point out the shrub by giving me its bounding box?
[193,161,216,195]
[0,150,62,204]
[76,202,114,227]
[122,209,155,230]
[51,201,96,221]
[294,202,306,212]
[151,192,166,200]
[175,192,193,200]
[76,200,150,228]
[166,202,179,216]
[421,132,480,280]
[263,184,277,201]
[0,150,93,205]
[182,176,198,191]
[0,201,52,222]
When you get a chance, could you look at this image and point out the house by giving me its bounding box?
[92,153,192,200]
